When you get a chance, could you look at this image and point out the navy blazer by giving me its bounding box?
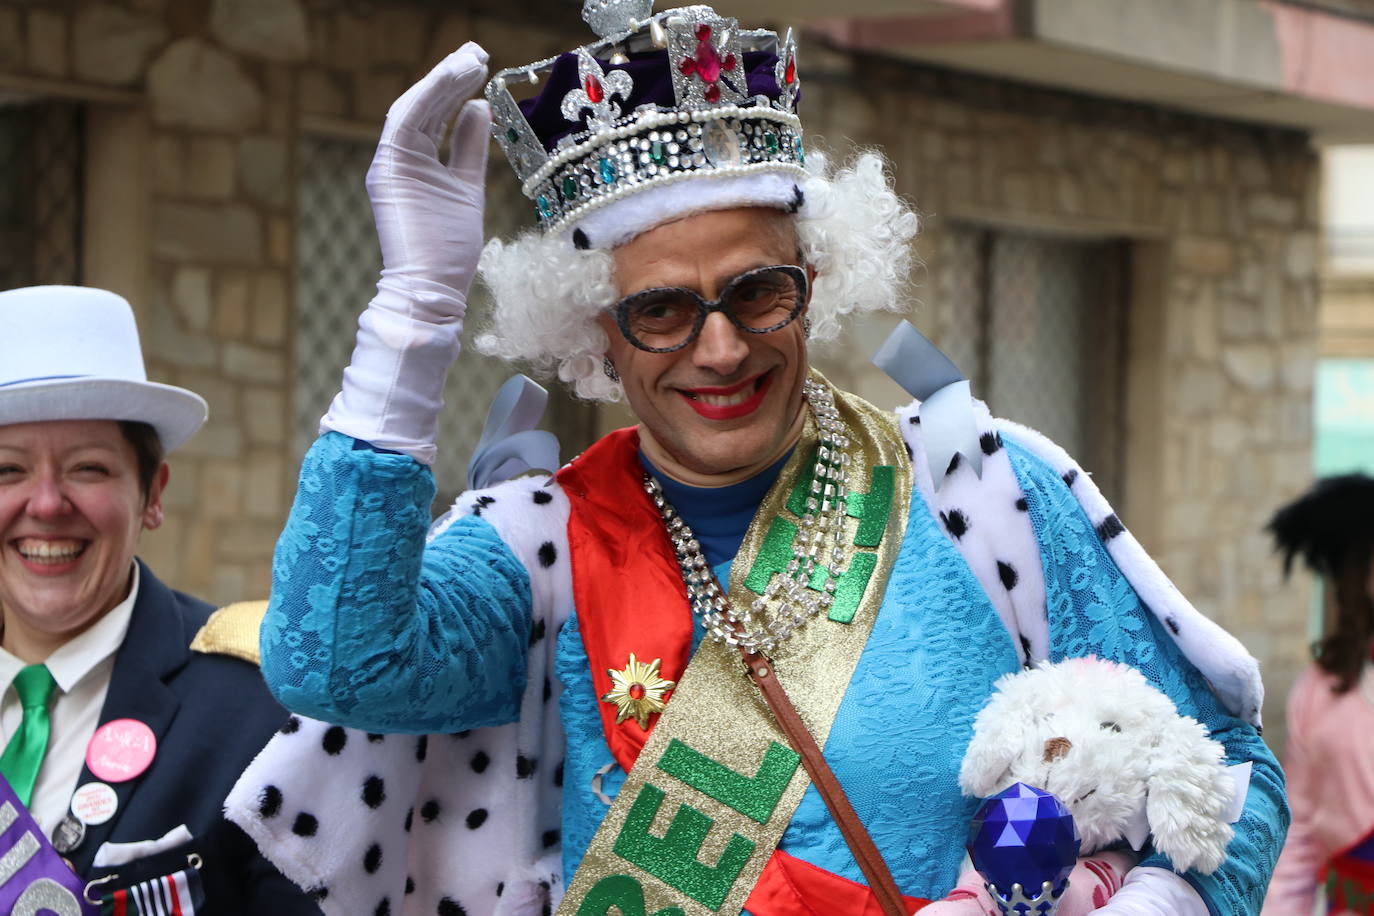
[68,560,319,914]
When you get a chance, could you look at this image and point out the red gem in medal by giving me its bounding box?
[601,654,675,731]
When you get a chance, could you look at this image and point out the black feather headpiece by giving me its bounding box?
[1268,474,1374,577]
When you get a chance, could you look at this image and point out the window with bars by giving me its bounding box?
[935,224,1129,501]
[0,101,83,290]
[293,133,594,511]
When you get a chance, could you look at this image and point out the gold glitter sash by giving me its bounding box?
[558,377,911,916]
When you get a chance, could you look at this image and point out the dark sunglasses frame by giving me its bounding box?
[611,264,809,353]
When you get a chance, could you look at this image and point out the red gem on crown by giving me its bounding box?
[584,73,605,104]
[785,55,796,86]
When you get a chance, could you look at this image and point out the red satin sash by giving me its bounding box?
[555,429,931,914]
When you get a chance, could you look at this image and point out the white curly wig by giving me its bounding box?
[474,149,919,401]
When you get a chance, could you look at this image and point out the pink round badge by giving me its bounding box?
[86,719,157,783]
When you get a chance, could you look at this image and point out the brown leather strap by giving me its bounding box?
[740,649,909,916]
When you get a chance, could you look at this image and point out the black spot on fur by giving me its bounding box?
[322,726,347,755]
[542,829,560,849]
[362,776,385,809]
[908,414,921,425]
[997,561,1019,590]
[1015,497,1028,512]
[946,452,962,476]
[404,808,413,832]
[307,887,328,902]
[1062,469,1079,487]
[364,843,383,874]
[367,733,385,743]
[471,494,496,517]
[517,755,537,779]
[554,760,564,788]
[292,813,318,837]
[1096,514,1125,542]
[572,228,590,250]
[1165,616,1181,635]
[452,730,471,739]
[1019,635,1031,659]
[406,877,415,895]
[1101,721,1122,733]
[438,899,468,916]
[529,618,546,645]
[471,750,490,774]
[538,541,557,568]
[904,443,913,461]
[532,489,552,505]
[543,676,552,703]
[258,785,282,818]
[787,185,805,213]
[466,808,488,829]
[280,716,300,734]
[940,509,969,539]
[375,900,390,916]
[415,736,428,762]
[980,432,1002,455]
[421,799,441,823]
[495,882,504,897]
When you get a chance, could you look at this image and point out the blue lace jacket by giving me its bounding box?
[261,431,1285,915]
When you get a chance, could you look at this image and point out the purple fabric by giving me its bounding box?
[0,777,97,914]
[1344,829,1374,863]
[520,49,784,151]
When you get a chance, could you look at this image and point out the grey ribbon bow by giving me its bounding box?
[466,375,561,490]
[872,320,981,490]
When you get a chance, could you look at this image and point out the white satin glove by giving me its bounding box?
[1090,866,1207,915]
[321,41,491,464]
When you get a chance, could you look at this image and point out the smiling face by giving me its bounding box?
[0,420,167,661]
[600,207,811,484]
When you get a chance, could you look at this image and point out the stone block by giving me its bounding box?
[238,135,288,210]
[1220,299,1261,341]
[178,417,244,460]
[1174,365,1222,416]
[147,39,262,131]
[331,12,371,68]
[199,459,244,518]
[139,514,183,585]
[184,136,236,199]
[223,341,285,382]
[243,386,287,444]
[171,266,213,331]
[0,8,22,68]
[251,269,289,344]
[1279,340,1316,393]
[218,520,283,563]
[151,134,184,195]
[210,568,248,607]
[210,0,308,62]
[297,69,347,118]
[1284,232,1318,280]
[268,216,291,266]
[1220,343,1277,390]
[1247,192,1298,226]
[26,9,67,78]
[214,269,251,338]
[152,201,262,264]
[1174,237,1235,276]
[174,368,238,424]
[73,4,167,85]
[356,68,408,123]
[146,306,218,370]
[160,459,198,511]
[244,451,286,518]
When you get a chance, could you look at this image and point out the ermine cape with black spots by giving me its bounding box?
[226,400,1268,916]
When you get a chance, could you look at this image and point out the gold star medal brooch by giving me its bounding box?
[601,653,675,730]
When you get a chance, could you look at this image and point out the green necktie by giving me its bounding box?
[0,665,56,806]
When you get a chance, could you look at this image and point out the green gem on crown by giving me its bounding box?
[563,176,579,199]
[650,140,666,164]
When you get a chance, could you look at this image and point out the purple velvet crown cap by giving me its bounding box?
[520,48,789,152]
[969,782,1082,897]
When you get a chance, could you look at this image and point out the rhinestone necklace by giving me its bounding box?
[643,379,852,655]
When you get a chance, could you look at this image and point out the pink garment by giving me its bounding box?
[1264,663,1374,915]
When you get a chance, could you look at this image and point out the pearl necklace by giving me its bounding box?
[643,379,852,655]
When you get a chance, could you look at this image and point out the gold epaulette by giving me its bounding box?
[190,600,268,665]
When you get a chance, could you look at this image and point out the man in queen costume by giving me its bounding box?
[226,3,1286,914]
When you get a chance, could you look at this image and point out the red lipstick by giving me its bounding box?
[678,373,772,420]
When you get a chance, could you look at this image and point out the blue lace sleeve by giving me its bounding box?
[260,431,534,734]
[1005,438,1288,916]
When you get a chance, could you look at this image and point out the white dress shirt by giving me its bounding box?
[0,563,137,837]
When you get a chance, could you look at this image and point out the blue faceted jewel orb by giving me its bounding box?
[968,782,1081,915]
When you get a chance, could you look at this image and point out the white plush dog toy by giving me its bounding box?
[960,656,1237,875]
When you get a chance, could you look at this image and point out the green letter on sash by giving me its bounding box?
[577,874,687,916]
[657,739,800,824]
[613,784,755,911]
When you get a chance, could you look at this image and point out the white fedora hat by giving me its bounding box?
[0,286,208,453]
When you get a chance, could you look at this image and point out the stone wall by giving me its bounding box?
[0,0,1321,744]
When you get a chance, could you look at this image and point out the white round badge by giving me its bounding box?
[70,782,118,826]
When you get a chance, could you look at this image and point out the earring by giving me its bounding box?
[603,357,619,382]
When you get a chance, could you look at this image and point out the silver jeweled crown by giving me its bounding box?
[485,2,804,232]
[986,879,1068,916]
